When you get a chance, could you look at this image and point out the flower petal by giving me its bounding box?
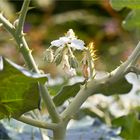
[59,37,70,43]
[51,39,64,47]
[70,39,85,50]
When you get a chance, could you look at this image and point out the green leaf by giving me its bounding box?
[110,0,140,11]
[48,84,64,96]
[110,0,140,30]
[53,81,85,106]
[122,10,140,30]
[0,57,46,119]
[112,113,140,139]
[97,76,132,95]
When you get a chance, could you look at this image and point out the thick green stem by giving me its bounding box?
[53,121,68,140]
[14,0,39,72]
[61,51,135,123]
[61,81,98,119]
[62,42,140,120]
[0,0,61,126]
[53,127,66,140]
[0,7,39,73]
[15,35,40,73]
[39,84,61,123]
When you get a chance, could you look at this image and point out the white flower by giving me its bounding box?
[65,29,76,38]
[51,29,85,50]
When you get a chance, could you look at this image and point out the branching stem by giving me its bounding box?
[16,115,58,130]
[61,42,140,120]
[16,0,30,35]
[0,0,61,127]
[1,0,140,139]
[39,84,61,123]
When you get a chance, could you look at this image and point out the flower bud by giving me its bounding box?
[55,47,63,56]
[44,48,54,63]
[54,53,63,65]
[68,55,78,68]
[53,47,64,65]
[82,64,89,80]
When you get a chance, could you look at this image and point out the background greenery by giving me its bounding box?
[0,0,139,73]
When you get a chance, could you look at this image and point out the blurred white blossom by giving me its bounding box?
[51,29,85,50]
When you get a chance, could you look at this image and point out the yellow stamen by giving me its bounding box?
[87,42,97,62]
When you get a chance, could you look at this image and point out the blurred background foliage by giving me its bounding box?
[0,0,139,75]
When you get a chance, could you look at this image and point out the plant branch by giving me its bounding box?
[0,13,15,34]
[16,0,30,35]
[14,0,61,123]
[16,115,58,130]
[0,9,39,72]
[39,84,61,123]
[0,0,61,125]
[61,81,98,119]
[61,41,140,119]
[20,36,40,73]
[126,66,140,74]
[125,41,140,66]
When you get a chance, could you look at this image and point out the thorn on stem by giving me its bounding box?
[16,11,21,15]
[18,33,26,38]
[20,43,24,48]
[0,23,3,27]
[28,7,35,11]
[29,49,33,53]
[22,33,26,36]
[13,19,19,28]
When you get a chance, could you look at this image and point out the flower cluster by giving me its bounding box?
[44,29,96,79]
[51,29,85,50]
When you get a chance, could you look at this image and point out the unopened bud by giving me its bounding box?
[55,47,63,56]
[53,47,64,65]
[54,53,63,65]
[82,64,89,80]
[44,48,54,63]
[68,56,78,68]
